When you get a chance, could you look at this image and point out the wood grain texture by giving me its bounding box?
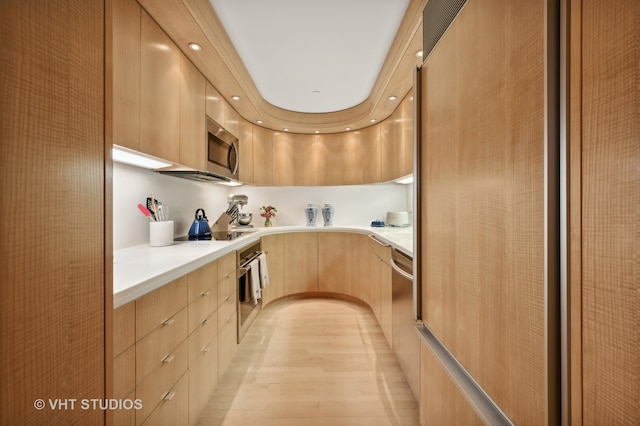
[419,343,483,426]
[579,0,640,424]
[0,0,105,423]
[283,232,318,295]
[318,233,353,294]
[251,124,273,185]
[420,0,548,423]
[114,302,136,357]
[262,234,285,305]
[237,119,254,183]
[179,53,206,169]
[196,298,418,425]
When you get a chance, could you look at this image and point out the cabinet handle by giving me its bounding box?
[226,296,231,303]
[163,391,176,401]
[202,346,210,353]
[162,318,175,326]
[201,290,210,297]
[368,235,390,247]
[162,354,175,363]
[202,319,210,326]
[226,316,232,325]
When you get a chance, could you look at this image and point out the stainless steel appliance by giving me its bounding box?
[206,117,239,180]
[391,248,421,399]
[236,239,263,342]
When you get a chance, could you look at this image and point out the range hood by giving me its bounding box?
[157,169,231,183]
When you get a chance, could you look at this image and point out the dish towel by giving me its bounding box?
[258,252,269,289]
[249,258,261,304]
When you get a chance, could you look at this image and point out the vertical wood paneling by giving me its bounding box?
[0,0,105,423]
[179,54,206,170]
[579,0,640,424]
[252,125,273,185]
[420,0,548,423]
[272,131,296,185]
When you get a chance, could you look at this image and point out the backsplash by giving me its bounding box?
[114,162,412,249]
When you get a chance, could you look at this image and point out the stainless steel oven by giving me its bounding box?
[236,239,262,342]
[207,117,239,180]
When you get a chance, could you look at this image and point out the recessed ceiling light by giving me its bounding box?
[345,127,351,131]
[188,43,202,51]
[315,130,320,134]
[370,119,376,123]
[283,128,289,131]
[231,96,240,101]
[415,50,424,58]
[388,96,397,101]
[256,120,263,124]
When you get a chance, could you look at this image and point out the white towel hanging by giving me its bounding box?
[258,252,269,289]
[248,258,261,304]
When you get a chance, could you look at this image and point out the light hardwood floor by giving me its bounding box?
[196,297,419,426]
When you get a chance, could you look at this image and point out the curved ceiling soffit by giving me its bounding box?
[142,0,425,133]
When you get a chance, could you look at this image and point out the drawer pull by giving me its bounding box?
[162,318,175,326]
[226,316,232,325]
[225,296,231,303]
[163,391,176,401]
[202,319,210,326]
[201,290,210,297]
[162,354,175,364]
[202,346,210,353]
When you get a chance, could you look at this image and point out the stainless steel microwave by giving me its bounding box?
[207,117,239,180]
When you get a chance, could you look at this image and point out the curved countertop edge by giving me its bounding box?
[113,225,413,309]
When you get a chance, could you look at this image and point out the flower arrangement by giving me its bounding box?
[259,205,277,227]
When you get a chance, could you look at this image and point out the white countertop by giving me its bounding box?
[113,225,413,309]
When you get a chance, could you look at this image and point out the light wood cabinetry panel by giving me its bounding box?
[136,276,188,340]
[340,126,381,184]
[272,131,296,185]
[189,334,218,425]
[573,0,640,424]
[109,0,140,150]
[316,133,341,186]
[262,234,284,305]
[350,234,373,302]
[318,233,352,294]
[205,81,224,126]
[238,119,254,183]
[419,342,483,426]
[420,0,548,423]
[223,101,240,137]
[283,232,318,295]
[139,10,181,163]
[380,109,402,182]
[379,257,392,347]
[252,125,273,185]
[218,312,238,381]
[114,302,135,357]
[400,93,414,177]
[113,345,135,399]
[294,134,320,185]
[179,54,206,170]
[141,371,189,426]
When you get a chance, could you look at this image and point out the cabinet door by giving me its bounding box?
[205,81,224,125]
[400,93,414,177]
[139,10,180,162]
[261,234,284,305]
[316,134,341,186]
[252,125,273,185]
[223,101,239,137]
[109,0,140,150]
[179,54,206,170]
[350,234,372,301]
[238,119,253,183]
[283,232,318,295]
[379,257,392,347]
[318,233,352,294]
[272,131,295,185]
[380,107,403,182]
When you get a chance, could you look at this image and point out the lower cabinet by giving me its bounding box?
[318,232,352,294]
[113,251,239,426]
[261,234,284,305]
[283,232,318,294]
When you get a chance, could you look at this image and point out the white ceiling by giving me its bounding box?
[208,0,411,114]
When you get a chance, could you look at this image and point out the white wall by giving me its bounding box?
[113,162,411,249]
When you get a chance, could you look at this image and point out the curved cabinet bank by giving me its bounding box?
[114,226,412,309]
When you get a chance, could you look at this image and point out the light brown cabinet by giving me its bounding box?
[216,252,237,381]
[179,55,206,170]
[139,9,181,163]
[283,232,318,294]
[205,82,224,126]
[252,124,273,185]
[237,119,254,183]
[261,234,284,305]
[381,93,413,181]
[318,232,352,294]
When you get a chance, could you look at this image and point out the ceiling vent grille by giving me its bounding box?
[422,0,468,60]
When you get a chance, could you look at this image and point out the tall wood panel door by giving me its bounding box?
[139,9,180,163]
[420,0,553,423]
[568,0,640,423]
[272,131,296,185]
[318,233,352,295]
[179,54,206,170]
[252,124,273,185]
[0,0,107,423]
[283,233,318,295]
[238,119,254,184]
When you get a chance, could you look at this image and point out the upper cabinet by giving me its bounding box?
[109,0,414,186]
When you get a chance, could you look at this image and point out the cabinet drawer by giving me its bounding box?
[136,276,188,341]
[188,286,217,335]
[136,338,188,426]
[217,272,235,306]
[140,368,189,426]
[187,261,217,303]
[113,345,135,399]
[136,307,188,384]
[217,251,236,280]
[114,302,135,357]
[217,298,236,333]
[188,310,218,366]
[189,336,218,425]
[218,313,237,381]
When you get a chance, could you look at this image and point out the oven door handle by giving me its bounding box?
[391,259,413,281]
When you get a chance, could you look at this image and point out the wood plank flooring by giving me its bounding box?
[196,297,419,426]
